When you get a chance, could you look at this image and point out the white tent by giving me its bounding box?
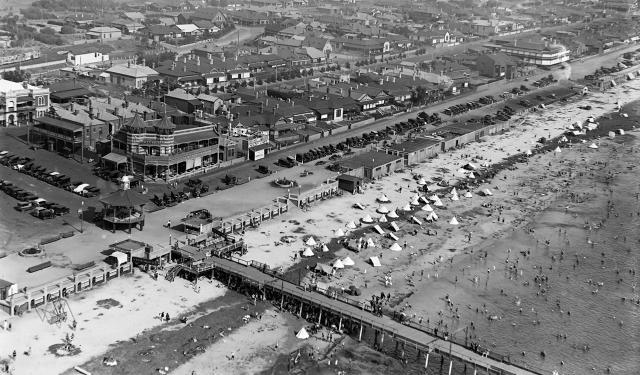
[73,183,89,193]
[554,147,562,153]
[464,191,473,198]
[342,256,355,266]
[559,136,568,143]
[411,216,422,225]
[377,205,390,214]
[302,247,315,257]
[389,221,400,231]
[483,188,493,196]
[379,215,388,223]
[377,194,390,203]
[468,172,476,179]
[618,129,625,135]
[335,228,345,237]
[463,163,478,170]
[588,143,598,149]
[362,214,374,223]
[621,113,628,118]
[353,203,364,210]
[449,217,459,225]
[373,225,385,235]
[587,116,595,123]
[346,221,357,229]
[417,177,427,185]
[426,212,438,221]
[419,196,429,204]
[433,199,444,207]
[608,131,615,139]
[410,197,420,206]
[366,238,375,247]
[387,210,399,218]
[429,194,440,201]
[389,242,402,251]
[586,123,598,131]
[525,149,532,156]
[322,244,330,252]
[370,256,382,267]
[333,259,345,269]
[387,232,399,241]
[451,194,459,201]
[402,203,412,211]
[296,327,310,339]
[450,187,457,196]
[306,237,317,246]
[422,204,433,212]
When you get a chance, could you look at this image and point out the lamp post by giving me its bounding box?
[78,201,85,233]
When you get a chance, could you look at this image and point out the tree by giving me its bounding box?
[3,69,30,82]
[60,25,75,34]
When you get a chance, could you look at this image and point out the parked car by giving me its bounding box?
[15,201,34,212]
[31,207,55,220]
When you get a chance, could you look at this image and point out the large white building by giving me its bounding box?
[0,79,50,127]
[66,45,110,66]
[498,40,570,66]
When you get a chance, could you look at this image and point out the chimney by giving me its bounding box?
[143,111,147,120]
[393,77,396,83]
[292,100,294,106]
[386,76,389,82]
[197,59,201,66]
[107,96,111,105]
[142,58,146,66]
[379,78,384,85]
[128,61,131,68]
[174,55,179,62]
[183,57,187,64]
[183,65,187,72]
[222,54,226,62]
[247,110,250,116]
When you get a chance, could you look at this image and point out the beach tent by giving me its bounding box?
[366,238,375,247]
[419,196,429,204]
[342,256,355,266]
[463,163,478,170]
[410,197,420,206]
[389,221,400,232]
[587,116,595,123]
[627,73,634,80]
[589,143,598,149]
[618,129,625,135]
[333,259,345,269]
[426,212,438,221]
[433,199,444,207]
[451,194,459,201]
[608,131,615,139]
[482,188,493,196]
[387,232,399,241]
[387,210,399,218]
[302,247,315,257]
[422,204,433,212]
[390,243,402,251]
[379,215,388,223]
[377,194,390,203]
[362,214,374,223]
[610,79,616,87]
[370,256,382,267]
[335,228,345,237]
[450,187,457,196]
[322,244,330,252]
[402,203,412,211]
[449,217,459,225]
[346,221,357,229]
[525,149,532,156]
[411,216,423,225]
[468,172,476,179]
[554,147,562,153]
[429,194,440,202]
[315,263,333,275]
[464,191,473,198]
[559,136,568,143]
[353,203,364,210]
[373,225,385,235]
[296,327,310,339]
[586,123,598,131]
[457,168,466,175]
[306,237,317,246]
[417,177,427,185]
[377,205,390,214]
[621,113,628,118]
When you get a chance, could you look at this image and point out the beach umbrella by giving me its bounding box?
[306,237,317,246]
[296,327,310,339]
[302,247,315,257]
[449,217,459,225]
[468,172,476,179]
[342,256,355,266]
[377,194,390,203]
[335,228,345,237]
[379,215,388,223]
[451,194,459,201]
[377,205,390,214]
[389,242,402,252]
[411,216,422,225]
[402,203,412,211]
[554,147,562,153]
[482,188,493,196]
[422,204,433,212]
[464,191,473,198]
[346,221,357,229]
[433,198,444,207]
[387,210,399,218]
[333,259,345,269]
[362,214,374,223]
[589,143,598,149]
[417,177,427,185]
[525,149,532,156]
[366,238,375,247]
[322,244,329,252]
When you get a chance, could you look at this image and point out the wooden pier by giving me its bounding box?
[174,255,542,375]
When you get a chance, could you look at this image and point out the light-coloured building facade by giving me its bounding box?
[0,79,50,127]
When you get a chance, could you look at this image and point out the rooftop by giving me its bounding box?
[386,137,440,153]
[340,151,402,170]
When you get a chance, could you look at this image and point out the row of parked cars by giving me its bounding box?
[0,151,101,198]
[442,95,497,116]
[0,180,70,219]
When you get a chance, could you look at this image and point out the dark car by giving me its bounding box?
[257,165,272,174]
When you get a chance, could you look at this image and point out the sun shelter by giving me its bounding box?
[373,224,385,235]
[402,203,412,211]
[353,203,364,210]
[379,215,388,223]
[426,212,438,221]
[554,147,562,153]
[463,163,477,170]
[346,221,357,229]
[410,197,420,206]
[377,205,390,214]
[449,217,459,225]
[366,238,375,247]
[433,198,444,207]
[387,210,399,218]
[464,191,473,198]
[559,136,568,143]
[306,237,317,246]
[362,214,374,223]
[370,256,382,267]
[429,194,440,201]
[468,172,476,179]
[587,116,595,123]
[589,143,598,149]
[390,242,402,251]
[450,187,457,196]
[387,232,399,241]
[302,247,315,257]
[422,204,433,212]
[525,149,532,156]
[100,189,147,233]
[618,129,625,135]
[315,263,333,275]
[417,177,427,185]
[342,256,355,266]
[482,188,493,196]
[296,327,310,339]
[608,131,615,138]
[377,194,390,203]
[389,221,400,231]
[451,194,459,201]
[333,259,345,269]
[335,228,345,236]
[419,196,429,204]
[411,216,422,225]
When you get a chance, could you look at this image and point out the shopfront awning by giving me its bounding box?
[103,152,128,165]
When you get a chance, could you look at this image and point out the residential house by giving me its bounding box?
[337,37,390,55]
[339,151,403,180]
[228,10,271,26]
[197,94,224,114]
[164,89,204,114]
[66,45,112,66]
[476,53,517,79]
[0,79,50,127]
[193,20,220,35]
[187,7,228,26]
[498,39,570,66]
[304,36,333,57]
[139,25,183,42]
[176,24,201,37]
[105,62,159,88]
[86,27,122,40]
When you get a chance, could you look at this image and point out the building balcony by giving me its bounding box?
[131,145,218,165]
